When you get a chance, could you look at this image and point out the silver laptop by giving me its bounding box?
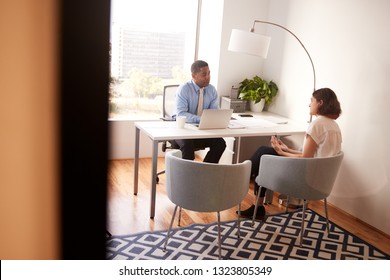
[197,109,233,130]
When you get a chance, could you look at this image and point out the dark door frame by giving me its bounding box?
[60,0,110,259]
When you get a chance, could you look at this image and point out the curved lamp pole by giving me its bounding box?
[251,20,316,92]
[228,20,316,122]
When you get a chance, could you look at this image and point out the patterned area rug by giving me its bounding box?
[106,209,390,260]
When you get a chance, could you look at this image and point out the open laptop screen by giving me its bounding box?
[197,109,233,129]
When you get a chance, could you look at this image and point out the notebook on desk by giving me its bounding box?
[197,109,233,130]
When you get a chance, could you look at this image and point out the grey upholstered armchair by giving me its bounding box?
[254,152,344,246]
[163,150,252,259]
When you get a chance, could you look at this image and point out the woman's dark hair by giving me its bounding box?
[313,88,342,119]
[191,60,208,73]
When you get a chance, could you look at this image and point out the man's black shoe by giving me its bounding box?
[237,204,265,220]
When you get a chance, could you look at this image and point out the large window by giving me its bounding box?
[109,0,199,120]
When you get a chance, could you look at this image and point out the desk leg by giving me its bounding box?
[235,136,242,163]
[133,127,140,195]
[150,140,159,219]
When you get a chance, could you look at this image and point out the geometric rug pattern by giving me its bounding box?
[106,209,390,260]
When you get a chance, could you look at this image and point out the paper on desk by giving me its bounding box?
[228,121,246,129]
[263,116,288,124]
[229,118,277,128]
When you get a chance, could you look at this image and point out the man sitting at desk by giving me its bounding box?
[175,60,226,163]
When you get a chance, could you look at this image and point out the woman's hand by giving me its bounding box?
[271,136,283,155]
[277,138,289,151]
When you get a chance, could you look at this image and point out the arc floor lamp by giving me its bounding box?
[228,20,317,121]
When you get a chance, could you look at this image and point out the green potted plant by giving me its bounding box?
[238,75,278,112]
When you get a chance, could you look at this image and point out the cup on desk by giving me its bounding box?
[176,115,186,128]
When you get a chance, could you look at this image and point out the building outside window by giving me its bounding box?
[109,0,199,120]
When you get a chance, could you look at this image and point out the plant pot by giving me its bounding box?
[249,99,265,112]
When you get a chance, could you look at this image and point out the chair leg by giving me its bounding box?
[217,211,222,260]
[156,170,165,184]
[299,200,307,247]
[252,188,261,227]
[285,195,289,213]
[264,189,273,205]
[237,204,241,238]
[324,198,330,233]
[178,207,182,226]
[163,205,178,251]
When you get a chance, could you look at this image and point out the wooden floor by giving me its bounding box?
[107,157,390,255]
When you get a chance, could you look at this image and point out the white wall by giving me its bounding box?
[197,0,270,94]
[216,0,270,95]
[261,0,390,234]
[109,120,165,159]
[109,0,390,234]
[197,0,224,85]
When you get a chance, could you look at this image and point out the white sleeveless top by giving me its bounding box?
[306,115,342,158]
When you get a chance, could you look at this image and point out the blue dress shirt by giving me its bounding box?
[176,80,219,123]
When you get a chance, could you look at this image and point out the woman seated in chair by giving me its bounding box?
[240,88,342,219]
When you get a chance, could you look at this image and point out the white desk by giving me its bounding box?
[134,111,307,218]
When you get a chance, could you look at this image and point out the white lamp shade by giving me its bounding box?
[228,29,271,58]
